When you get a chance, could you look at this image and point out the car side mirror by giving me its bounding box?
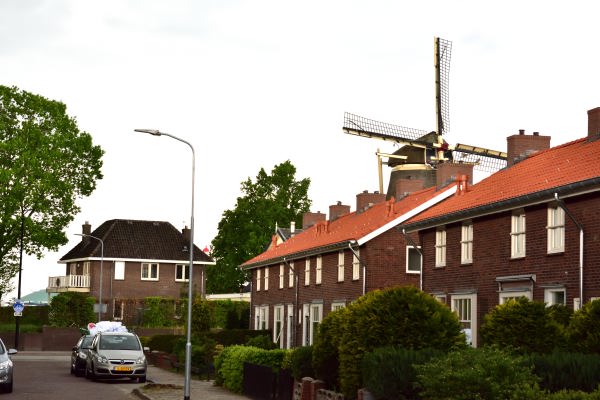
[8,349,17,355]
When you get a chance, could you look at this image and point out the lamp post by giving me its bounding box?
[134,128,197,400]
[75,233,104,322]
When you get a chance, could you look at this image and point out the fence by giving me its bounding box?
[243,362,294,400]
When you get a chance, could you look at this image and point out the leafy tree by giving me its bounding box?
[48,292,95,327]
[0,85,104,295]
[208,160,311,293]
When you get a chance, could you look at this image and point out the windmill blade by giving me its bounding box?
[435,37,452,137]
[343,112,430,148]
[452,143,507,173]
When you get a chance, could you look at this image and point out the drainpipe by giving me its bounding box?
[283,257,299,348]
[554,193,584,308]
[348,241,366,296]
[402,229,423,291]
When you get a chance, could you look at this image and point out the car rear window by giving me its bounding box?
[99,335,140,350]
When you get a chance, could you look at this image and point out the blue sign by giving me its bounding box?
[13,300,24,314]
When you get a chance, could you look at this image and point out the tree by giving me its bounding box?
[207,160,311,293]
[48,292,95,327]
[0,85,104,294]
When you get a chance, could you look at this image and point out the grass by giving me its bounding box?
[0,323,43,333]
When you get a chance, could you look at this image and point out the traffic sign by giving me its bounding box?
[13,300,24,314]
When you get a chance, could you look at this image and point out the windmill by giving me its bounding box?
[343,37,507,198]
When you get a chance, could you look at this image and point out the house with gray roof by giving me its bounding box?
[47,219,214,323]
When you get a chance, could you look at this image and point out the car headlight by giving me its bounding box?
[136,355,146,364]
[96,355,109,363]
[0,360,11,370]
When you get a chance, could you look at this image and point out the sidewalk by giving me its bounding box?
[133,364,250,400]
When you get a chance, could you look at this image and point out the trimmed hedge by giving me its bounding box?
[568,299,600,353]
[531,352,600,393]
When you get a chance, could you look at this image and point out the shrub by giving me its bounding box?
[147,334,184,353]
[245,334,276,349]
[289,345,314,381]
[337,286,465,398]
[173,335,217,371]
[313,307,347,390]
[0,305,48,326]
[142,297,175,327]
[415,347,539,400]
[480,297,564,354]
[362,346,445,400]
[209,300,250,329]
[208,329,272,347]
[48,292,95,327]
[548,303,573,327]
[568,300,600,353]
[531,351,600,392]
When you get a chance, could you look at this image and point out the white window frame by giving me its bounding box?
[547,206,565,253]
[461,223,473,264]
[406,245,422,274]
[288,262,294,288]
[545,288,566,306]
[499,290,531,304]
[352,249,360,281]
[511,212,526,258]
[310,303,323,345]
[279,264,284,289]
[435,229,446,267]
[302,304,310,346]
[256,268,261,291]
[114,261,125,280]
[331,301,345,311]
[175,263,189,282]
[286,304,294,349]
[305,258,310,286]
[337,251,345,282]
[316,256,322,284]
[83,261,91,276]
[264,267,269,291]
[273,305,284,349]
[451,293,477,347]
[141,263,159,281]
[255,305,269,330]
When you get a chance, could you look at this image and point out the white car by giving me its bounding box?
[0,338,17,393]
[85,331,147,383]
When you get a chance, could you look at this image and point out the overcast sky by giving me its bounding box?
[2,0,599,300]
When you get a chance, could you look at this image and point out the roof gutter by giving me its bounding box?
[554,193,584,308]
[403,177,600,232]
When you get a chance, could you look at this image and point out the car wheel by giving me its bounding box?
[138,375,146,383]
[70,363,75,375]
[85,363,94,380]
[5,381,12,393]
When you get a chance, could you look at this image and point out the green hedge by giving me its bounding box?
[0,305,48,327]
[568,299,600,353]
[531,352,600,393]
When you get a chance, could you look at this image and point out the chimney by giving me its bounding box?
[290,221,296,234]
[302,211,326,229]
[356,190,387,212]
[506,129,551,167]
[329,201,351,222]
[436,162,474,188]
[588,107,600,137]
[182,225,191,244]
[455,174,469,195]
[82,221,91,236]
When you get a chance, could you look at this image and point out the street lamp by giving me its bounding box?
[75,233,104,322]
[134,128,197,400]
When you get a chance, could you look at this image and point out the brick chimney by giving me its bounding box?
[82,221,91,236]
[356,190,386,213]
[436,162,474,188]
[588,107,600,137]
[303,211,326,229]
[329,201,351,222]
[506,129,551,167]
[182,225,191,244]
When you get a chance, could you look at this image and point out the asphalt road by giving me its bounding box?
[7,352,142,399]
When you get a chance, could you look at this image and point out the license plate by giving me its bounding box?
[114,366,132,371]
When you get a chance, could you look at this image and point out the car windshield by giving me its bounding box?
[0,340,5,355]
[81,336,94,348]
[99,335,140,351]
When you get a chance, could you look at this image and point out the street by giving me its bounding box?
[6,352,142,399]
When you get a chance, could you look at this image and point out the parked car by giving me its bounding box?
[0,338,17,393]
[85,331,146,383]
[70,335,94,377]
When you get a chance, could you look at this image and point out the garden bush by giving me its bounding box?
[245,334,276,349]
[142,297,175,327]
[288,345,314,381]
[48,292,95,327]
[209,300,250,329]
[480,297,565,354]
[208,329,272,347]
[415,347,539,400]
[0,305,48,326]
[337,286,465,399]
[312,307,346,390]
[146,334,184,353]
[531,351,600,392]
[567,299,600,353]
[362,346,445,400]
[173,335,217,371]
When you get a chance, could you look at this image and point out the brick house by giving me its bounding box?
[401,107,600,347]
[47,219,214,324]
[241,186,459,348]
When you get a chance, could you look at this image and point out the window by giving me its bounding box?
[141,263,159,280]
[352,249,360,281]
[433,294,447,304]
[316,256,322,284]
[288,262,294,288]
[114,261,124,280]
[302,303,323,346]
[511,212,526,258]
[256,269,261,291]
[461,223,473,264]
[264,267,269,291]
[332,301,345,311]
[545,288,566,306]
[547,206,565,253]
[435,229,446,267]
[451,294,477,347]
[499,291,531,304]
[70,263,77,275]
[113,299,124,320]
[175,264,189,282]
[337,251,345,282]
[305,259,310,286]
[83,262,90,276]
[279,264,284,289]
[406,246,422,274]
[286,304,294,349]
[273,305,284,349]
[255,306,269,330]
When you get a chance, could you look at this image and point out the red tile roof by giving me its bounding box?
[242,185,454,269]
[406,136,600,228]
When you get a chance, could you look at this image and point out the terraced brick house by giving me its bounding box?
[401,107,600,347]
[47,219,214,324]
[241,186,459,348]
